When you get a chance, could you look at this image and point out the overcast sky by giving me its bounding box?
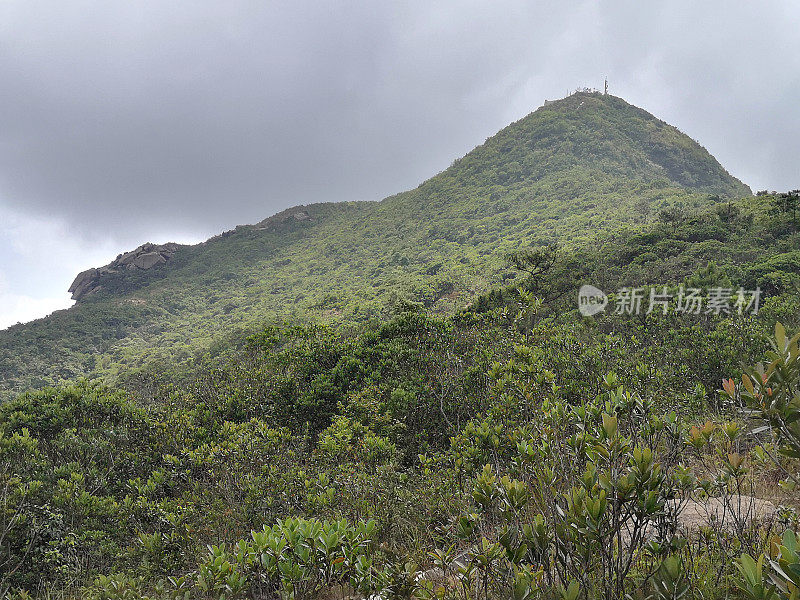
[1,0,798,329]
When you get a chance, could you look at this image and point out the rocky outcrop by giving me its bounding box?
[68,268,100,300]
[68,242,179,300]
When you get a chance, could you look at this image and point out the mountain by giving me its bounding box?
[0,92,751,397]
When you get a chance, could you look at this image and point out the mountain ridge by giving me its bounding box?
[64,93,749,301]
[64,92,750,304]
[1,92,753,396]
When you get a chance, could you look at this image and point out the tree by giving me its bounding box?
[771,190,799,231]
[505,244,585,307]
[658,206,686,233]
[0,428,42,596]
[728,324,800,599]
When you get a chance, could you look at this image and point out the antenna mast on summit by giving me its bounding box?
[604,78,608,95]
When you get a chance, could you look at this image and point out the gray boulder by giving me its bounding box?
[68,268,97,294]
[133,252,167,269]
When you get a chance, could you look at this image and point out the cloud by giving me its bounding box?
[0,1,582,239]
[0,207,146,329]
[0,289,73,330]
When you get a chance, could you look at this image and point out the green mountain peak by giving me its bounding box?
[443,92,750,197]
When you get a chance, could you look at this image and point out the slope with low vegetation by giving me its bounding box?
[0,92,750,398]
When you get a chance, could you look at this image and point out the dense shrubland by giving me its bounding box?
[3,185,800,597]
[2,276,799,598]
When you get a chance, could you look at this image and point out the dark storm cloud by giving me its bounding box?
[0,0,798,246]
[0,1,576,241]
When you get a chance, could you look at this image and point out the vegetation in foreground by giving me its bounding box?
[2,215,799,598]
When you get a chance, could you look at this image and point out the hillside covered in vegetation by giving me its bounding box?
[3,233,800,598]
[0,92,750,397]
[3,93,800,600]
